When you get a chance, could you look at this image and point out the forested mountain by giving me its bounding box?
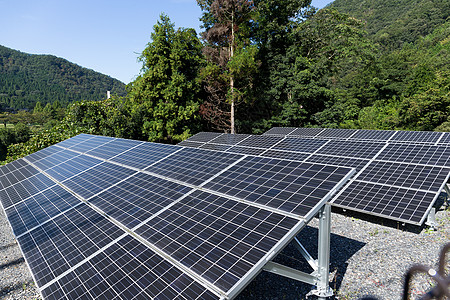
[0,45,126,110]
[329,0,450,50]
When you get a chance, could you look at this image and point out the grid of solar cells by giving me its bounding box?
[0,173,56,209]
[185,132,223,143]
[5,185,81,236]
[178,140,204,148]
[33,150,80,171]
[145,147,243,186]
[42,235,219,300]
[333,181,436,224]
[350,129,396,141]
[210,133,250,145]
[289,128,324,137]
[263,127,296,135]
[199,143,232,152]
[89,173,192,229]
[25,145,64,164]
[305,155,370,173]
[227,146,266,156]
[110,142,180,170]
[135,190,299,292]
[376,144,450,167]
[260,150,310,162]
[45,155,102,182]
[271,137,327,153]
[67,135,112,153]
[316,140,386,159]
[316,128,358,139]
[203,156,353,217]
[0,159,38,189]
[85,138,143,160]
[440,132,450,144]
[55,134,93,149]
[236,135,284,148]
[18,204,125,287]
[389,130,442,144]
[356,161,450,191]
[61,162,136,199]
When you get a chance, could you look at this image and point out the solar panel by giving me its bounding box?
[1,133,354,300]
[439,132,450,144]
[210,133,250,145]
[263,127,296,135]
[185,132,223,143]
[227,146,267,156]
[180,129,450,225]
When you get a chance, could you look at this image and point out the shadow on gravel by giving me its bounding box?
[235,225,366,300]
[0,242,17,252]
[0,257,25,271]
[0,281,33,298]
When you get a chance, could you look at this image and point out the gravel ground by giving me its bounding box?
[0,194,448,300]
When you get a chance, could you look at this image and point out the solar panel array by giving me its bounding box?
[0,134,354,300]
[179,128,450,225]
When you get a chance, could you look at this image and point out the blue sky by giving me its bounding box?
[1,0,333,84]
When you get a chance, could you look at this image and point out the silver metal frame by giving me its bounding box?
[263,204,334,300]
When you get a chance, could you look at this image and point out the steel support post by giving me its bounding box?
[425,207,438,230]
[444,184,450,207]
[307,204,333,299]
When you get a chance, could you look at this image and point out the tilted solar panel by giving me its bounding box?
[0,134,354,300]
[181,129,450,225]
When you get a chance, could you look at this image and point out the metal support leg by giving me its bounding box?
[426,207,438,230]
[307,204,333,299]
[444,184,450,207]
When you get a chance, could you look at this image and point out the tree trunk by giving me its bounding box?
[230,7,236,134]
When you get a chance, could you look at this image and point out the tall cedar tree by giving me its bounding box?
[197,0,256,133]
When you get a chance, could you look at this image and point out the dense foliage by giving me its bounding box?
[0,45,126,110]
[1,0,449,165]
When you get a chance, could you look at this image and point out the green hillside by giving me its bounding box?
[0,45,126,110]
[329,0,450,49]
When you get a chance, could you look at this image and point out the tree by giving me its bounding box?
[198,0,256,133]
[127,14,205,142]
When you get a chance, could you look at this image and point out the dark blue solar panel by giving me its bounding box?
[110,142,180,170]
[203,156,353,216]
[187,132,223,143]
[89,173,191,229]
[236,135,284,148]
[350,130,395,141]
[55,134,93,149]
[316,128,358,139]
[377,144,450,167]
[5,185,81,236]
[33,150,79,171]
[439,132,450,144]
[25,145,64,164]
[199,143,232,152]
[86,138,143,160]
[62,162,136,199]
[178,140,204,148]
[45,155,102,182]
[316,140,385,159]
[135,190,299,292]
[227,146,266,156]
[145,147,243,186]
[264,127,296,135]
[306,155,370,173]
[389,130,442,144]
[260,150,310,162]
[271,137,327,153]
[288,128,324,137]
[209,133,250,145]
[67,135,113,153]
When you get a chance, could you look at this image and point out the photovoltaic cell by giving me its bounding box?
[199,143,232,152]
[177,140,204,148]
[145,147,243,186]
[289,128,324,137]
[5,185,81,236]
[333,181,436,224]
[42,235,219,300]
[357,161,450,191]
[135,190,299,292]
[389,130,442,144]
[18,204,125,287]
[55,134,93,149]
[33,150,80,171]
[236,135,284,148]
[185,132,223,143]
[67,135,112,153]
[260,150,310,162]
[203,156,353,217]
[263,127,296,136]
[85,138,143,160]
[25,145,64,164]
[210,133,250,145]
[439,132,450,144]
[271,137,327,153]
[316,128,358,139]
[62,162,136,199]
[350,129,396,141]
[45,155,103,182]
[227,146,266,156]
[306,155,369,173]
[316,140,385,159]
[110,142,180,170]
[376,144,450,167]
[89,173,192,229]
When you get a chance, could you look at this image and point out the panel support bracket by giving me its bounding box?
[444,184,450,207]
[425,207,438,230]
[263,204,333,300]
